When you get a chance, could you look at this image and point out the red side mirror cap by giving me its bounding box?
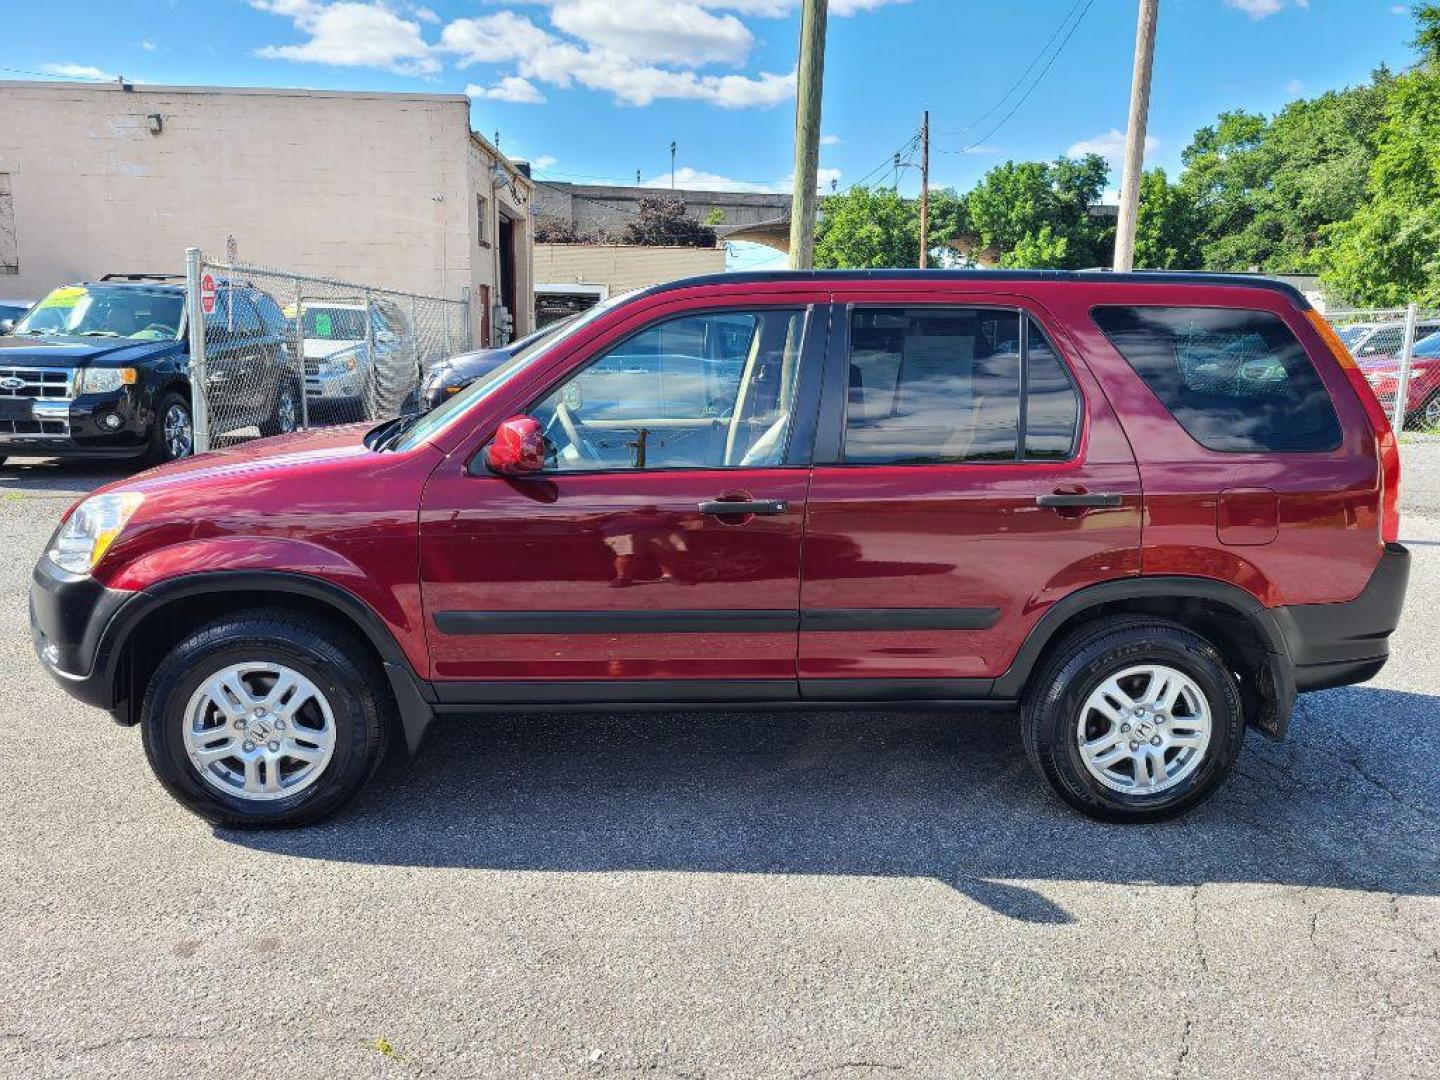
[484,415,546,476]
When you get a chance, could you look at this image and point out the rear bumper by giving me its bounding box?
[1274,542,1410,692]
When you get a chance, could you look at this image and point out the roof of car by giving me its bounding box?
[638,269,1314,308]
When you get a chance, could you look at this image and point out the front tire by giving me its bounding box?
[147,391,194,464]
[1021,616,1244,823]
[141,612,391,827]
[259,380,300,437]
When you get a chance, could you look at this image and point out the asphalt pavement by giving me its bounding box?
[0,449,1436,1079]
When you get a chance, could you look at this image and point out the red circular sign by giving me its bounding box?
[200,272,217,315]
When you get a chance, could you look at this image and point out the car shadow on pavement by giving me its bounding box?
[222,685,1440,923]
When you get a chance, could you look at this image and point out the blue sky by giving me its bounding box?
[1,0,1422,270]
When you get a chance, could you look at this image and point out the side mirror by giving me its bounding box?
[0,319,13,335]
[483,415,546,476]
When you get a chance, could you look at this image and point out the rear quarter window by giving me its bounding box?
[1092,305,1342,453]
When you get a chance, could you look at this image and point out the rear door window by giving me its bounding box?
[842,308,1080,464]
[1092,306,1341,453]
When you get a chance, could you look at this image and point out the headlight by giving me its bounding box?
[47,492,145,574]
[78,367,137,394]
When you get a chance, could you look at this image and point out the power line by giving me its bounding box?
[0,65,115,82]
[938,0,1089,140]
[953,0,1099,155]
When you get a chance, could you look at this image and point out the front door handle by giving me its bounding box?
[698,498,789,516]
[1035,492,1123,509]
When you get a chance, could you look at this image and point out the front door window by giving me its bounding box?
[531,308,806,471]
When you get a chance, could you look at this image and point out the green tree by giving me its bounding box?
[1321,63,1440,304]
[966,154,1111,268]
[1133,168,1202,269]
[814,186,918,268]
[1178,72,1393,273]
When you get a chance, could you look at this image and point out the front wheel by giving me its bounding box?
[141,612,392,827]
[1407,389,1440,432]
[259,380,300,437]
[1021,616,1244,823]
[147,391,194,464]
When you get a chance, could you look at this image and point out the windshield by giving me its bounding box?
[15,285,184,340]
[301,306,368,340]
[1414,331,1440,358]
[392,296,629,452]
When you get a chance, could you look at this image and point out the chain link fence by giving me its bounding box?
[1326,304,1440,433]
[184,248,471,451]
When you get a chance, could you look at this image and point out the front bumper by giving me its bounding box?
[30,554,135,711]
[1274,542,1411,692]
[0,387,150,457]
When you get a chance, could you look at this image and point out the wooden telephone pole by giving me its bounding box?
[788,0,829,270]
[1113,0,1159,272]
[919,110,931,269]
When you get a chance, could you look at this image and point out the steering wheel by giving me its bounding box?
[552,401,602,462]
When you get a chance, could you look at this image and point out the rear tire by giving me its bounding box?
[1021,616,1244,823]
[140,611,392,828]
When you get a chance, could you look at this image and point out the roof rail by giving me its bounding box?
[98,273,186,282]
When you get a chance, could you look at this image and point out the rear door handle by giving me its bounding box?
[1035,492,1123,508]
[698,499,789,516]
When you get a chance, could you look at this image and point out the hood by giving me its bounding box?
[303,338,362,360]
[103,423,380,497]
[431,346,511,381]
[0,334,182,367]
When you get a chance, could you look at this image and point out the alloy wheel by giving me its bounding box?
[164,403,193,459]
[181,662,336,801]
[1075,664,1212,795]
[278,387,298,433]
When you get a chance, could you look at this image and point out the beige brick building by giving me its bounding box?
[0,80,534,341]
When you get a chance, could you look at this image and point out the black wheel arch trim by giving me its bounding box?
[90,570,435,751]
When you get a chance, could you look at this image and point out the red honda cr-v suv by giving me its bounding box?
[31,271,1409,827]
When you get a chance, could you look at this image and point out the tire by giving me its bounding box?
[1021,616,1244,823]
[146,390,194,464]
[1407,389,1440,432]
[140,611,392,828]
[259,379,300,437]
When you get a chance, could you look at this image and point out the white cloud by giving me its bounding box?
[139,40,157,52]
[41,63,117,80]
[466,75,547,103]
[252,0,440,75]
[1222,0,1309,19]
[549,1,753,66]
[1066,128,1159,163]
[820,133,842,145]
[1285,77,1304,95]
[641,164,840,193]
[442,12,794,107]
[1390,3,1407,11]
[248,0,903,108]
[532,155,558,170]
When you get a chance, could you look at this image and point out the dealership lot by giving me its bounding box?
[1,451,1437,1079]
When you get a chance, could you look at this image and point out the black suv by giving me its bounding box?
[0,275,301,468]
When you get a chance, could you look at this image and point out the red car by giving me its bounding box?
[31,271,1409,827]
[1357,331,1440,429]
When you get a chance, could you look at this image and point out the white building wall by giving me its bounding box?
[0,81,533,335]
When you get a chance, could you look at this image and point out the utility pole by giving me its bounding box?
[919,109,930,269]
[788,0,829,270]
[670,141,677,190]
[1113,0,1159,272]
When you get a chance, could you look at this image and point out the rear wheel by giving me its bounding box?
[1021,616,1244,822]
[141,612,391,827]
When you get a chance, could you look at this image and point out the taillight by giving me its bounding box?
[1306,310,1401,543]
